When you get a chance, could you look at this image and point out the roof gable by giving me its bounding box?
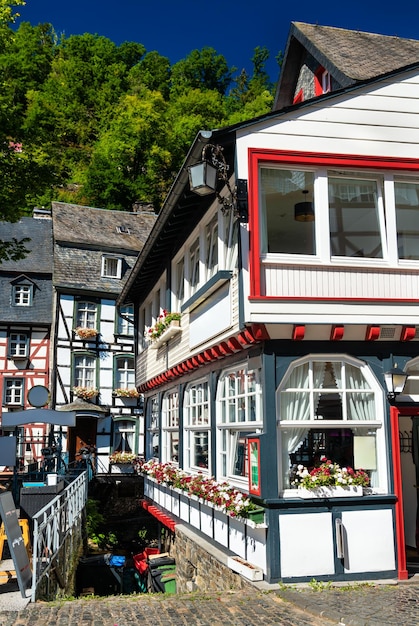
[274,22,419,110]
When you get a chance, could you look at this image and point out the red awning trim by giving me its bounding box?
[141,499,176,532]
[141,324,269,391]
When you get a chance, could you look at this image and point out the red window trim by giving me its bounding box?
[248,149,419,298]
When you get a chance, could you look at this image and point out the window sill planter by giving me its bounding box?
[112,389,140,399]
[227,556,263,581]
[150,321,181,349]
[74,327,98,340]
[72,387,99,401]
[298,486,363,499]
[242,505,265,524]
[110,463,134,474]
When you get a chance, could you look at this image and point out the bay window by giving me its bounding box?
[216,365,263,487]
[259,162,419,265]
[184,380,210,472]
[277,356,385,493]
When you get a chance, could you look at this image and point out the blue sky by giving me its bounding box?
[15,0,419,83]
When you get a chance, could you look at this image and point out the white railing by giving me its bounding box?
[30,471,88,602]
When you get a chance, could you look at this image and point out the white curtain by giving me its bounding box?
[281,361,326,485]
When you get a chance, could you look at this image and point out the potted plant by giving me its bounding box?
[290,457,369,498]
[144,310,181,342]
[137,460,264,522]
[72,386,99,400]
[74,327,98,340]
[112,388,140,398]
[109,451,137,464]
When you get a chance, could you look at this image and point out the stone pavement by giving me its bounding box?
[1,577,419,626]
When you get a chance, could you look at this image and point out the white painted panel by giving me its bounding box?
[200,505,213,537]
[189,283,232,348]
[179,493,190,523]
[171,492,180,518]
[341,509,396,573]
[213,508,229,548]
[246,525,267,573]
[60,295,74,316]
[228,516,246,559]
[279,512,335,578]
[189,498,200,528]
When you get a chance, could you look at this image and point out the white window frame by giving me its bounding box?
[260,164,419,269]
[115,355,135,389]
[102,256,122,279]
[216,364,263,489]
[162,390,179,463]
[113,419,136,454]
[276,354,387,496]
[205,215,219,281]
[117,304,134,335]
[4,378,24,405]
[147,395,160,458]
[76,301,97,329]
[74,354,96,388]
[13,284,33,306]
[9,333,29,358]
[183,379,211,473]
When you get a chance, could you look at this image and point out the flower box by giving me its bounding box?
[298,485,363,499]
[150,321,181,349]
[244,505,265,524]
[227,556,263,581]
[74,327,98,340]
[111,463,134,474]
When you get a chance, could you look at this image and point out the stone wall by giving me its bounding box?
[168,524,254,593]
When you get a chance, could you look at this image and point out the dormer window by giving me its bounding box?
[102,256,122,279]
[13,284,33,306]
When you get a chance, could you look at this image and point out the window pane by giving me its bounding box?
[395,181,419,260]
[261,168,315,254]
[329,177,383,258]
[76,302,97,328]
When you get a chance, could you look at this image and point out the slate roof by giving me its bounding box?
[274,22,419,109]
[52,202,156,252]
[0,216,53,323]
[0,216,53,273]
[52,202,156,294]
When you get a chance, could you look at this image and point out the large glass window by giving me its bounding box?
[76,301,97,329]
[216,365,263,486]
[189,238,200,293]
[184,380,210,472]
[395,180,419,260]
[260,167,315,255]
[329,176,384,258]
[162,390,179,463]
[277,356,385,492]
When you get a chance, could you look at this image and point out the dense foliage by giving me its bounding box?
[0,1,280,226]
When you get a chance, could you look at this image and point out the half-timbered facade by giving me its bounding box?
[119,23,419,584]
[0,211,52,467]
[51,202,155,472]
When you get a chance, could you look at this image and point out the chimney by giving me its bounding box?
[131,200,155,214]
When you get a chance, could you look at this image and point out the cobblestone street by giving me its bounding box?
[1,578,419,626]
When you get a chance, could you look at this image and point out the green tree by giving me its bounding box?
[170,47,234,97]
[79,90,170,210]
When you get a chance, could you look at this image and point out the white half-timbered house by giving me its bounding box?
[119,23,419,584]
